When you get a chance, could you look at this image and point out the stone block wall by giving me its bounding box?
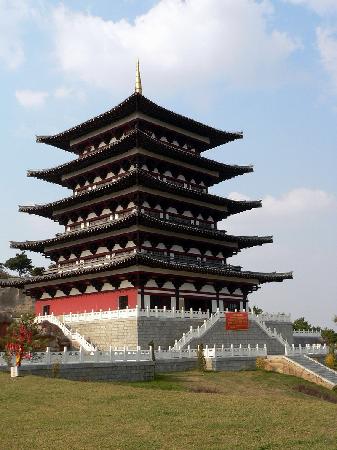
[209,356,257,371]
[70,317,205,350]
[0,361,155,382]
[137,317,205,349]
[70,318,138,349]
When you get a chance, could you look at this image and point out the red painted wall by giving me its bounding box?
[35,288,138,316]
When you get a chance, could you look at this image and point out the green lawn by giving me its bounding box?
[0,370,336,450]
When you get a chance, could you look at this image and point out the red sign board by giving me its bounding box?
[225,312,249,331]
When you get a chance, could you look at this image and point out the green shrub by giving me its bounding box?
[256,357,267,370]
[197,344,206,372]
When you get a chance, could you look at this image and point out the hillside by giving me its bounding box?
[0,286,34,316]
[0,370,336,449]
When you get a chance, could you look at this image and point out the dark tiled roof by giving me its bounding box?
[19,169,262,219]
[0,252,293,289]
[36,93,242,151]
[10,210,273,253]
[29,130,252,186]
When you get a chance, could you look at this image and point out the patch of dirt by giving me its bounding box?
[294,384,337,404]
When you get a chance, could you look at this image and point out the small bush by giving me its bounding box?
[325,353,337,369]
[148,340,155,361]
[256,357,267,370]
[50,362,60,378]
[197,344,206,372]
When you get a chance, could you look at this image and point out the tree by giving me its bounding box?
[252,306,263,315]
[292,317,320,332]
[2,252,33,277]
[30,267,45,276]
[321,328,337,349]
[0,314,47,367]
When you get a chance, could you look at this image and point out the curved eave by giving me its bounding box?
[19,169,262,219]
[0,278,26,288]
[10,211,273,253]
[3,253,293,289]
[36,93,242,152]
[29,130,253,186]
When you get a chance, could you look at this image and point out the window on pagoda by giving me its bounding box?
[150,295,171,309]
[118,295,128,310]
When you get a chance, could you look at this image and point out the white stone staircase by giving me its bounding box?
[173,310,290,352]
[285,354,337,388]
[173,310,221,350]
[36,314,96,352]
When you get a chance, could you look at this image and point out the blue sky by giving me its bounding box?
[0,0,336,328]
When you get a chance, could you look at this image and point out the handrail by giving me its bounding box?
[35,314,96,351]
[173,309,223,350]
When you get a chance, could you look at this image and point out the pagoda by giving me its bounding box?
[3,64,292,316]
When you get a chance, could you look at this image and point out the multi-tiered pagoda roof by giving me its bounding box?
[1,69,292,315]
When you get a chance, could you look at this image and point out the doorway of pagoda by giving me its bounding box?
[184,297,211,312]
[224,301,240,312]
[42,304,50,316]
[150,295,171,309]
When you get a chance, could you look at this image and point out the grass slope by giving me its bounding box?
[0,370,337,450]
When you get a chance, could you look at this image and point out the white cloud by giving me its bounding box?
[0,0,38,69]
[54,86,72,99]
[221,188,337,328]
[15,89,49,108]
[317,27,337,93]
[54,86,86,101]
[228,188,336,216]
[284,0,337,15]
[51,0,299,94]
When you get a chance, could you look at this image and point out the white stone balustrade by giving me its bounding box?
[35,314,95,351]
[0,344,268,367]
[0,347,151,366]
[293,330,321,337]
[257,313,291,323]
[56,306,211,324]
[285,344,327,356]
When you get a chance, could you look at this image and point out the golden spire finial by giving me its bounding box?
[135,59,142,95]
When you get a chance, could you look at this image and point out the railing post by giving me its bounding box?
[46,347,51,365]
[231,344,234,357]
[146,306,150,318]
[63,346,68,364]
[109,346,113,362]
[190,307,193,318]
[181,307,185,319]
[172,306,176,318]
[155,306,158,318]
[79,347,84,363]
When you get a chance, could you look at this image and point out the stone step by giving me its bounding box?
[288,355,337,385]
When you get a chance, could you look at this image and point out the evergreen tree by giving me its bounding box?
[2,252,33,277]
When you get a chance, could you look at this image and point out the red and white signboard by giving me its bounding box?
[225,312,249,331]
